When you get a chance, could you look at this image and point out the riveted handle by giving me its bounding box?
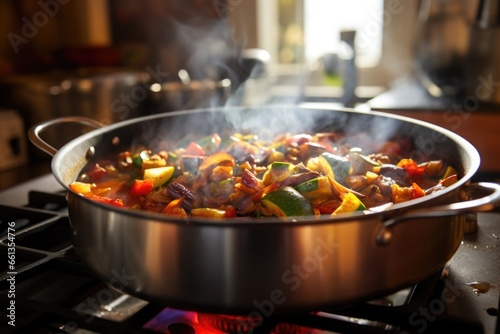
[28,117,104,156]
[376,182,500,246]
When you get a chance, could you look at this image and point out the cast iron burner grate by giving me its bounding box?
[0,189,490,333]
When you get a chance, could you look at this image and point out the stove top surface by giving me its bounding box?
[0,174,499,333]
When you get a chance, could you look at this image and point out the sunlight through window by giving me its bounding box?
[304,0,384,67]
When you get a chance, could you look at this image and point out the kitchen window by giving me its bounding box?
[256,0,384,68]
[247,0,393,104]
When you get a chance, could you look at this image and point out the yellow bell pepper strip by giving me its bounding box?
[198,151,235,171]
[191,206,237,218]
[423,160,444,176]
[266,149,286,164]
[441,166,458,180]
[69,181,94,194]
[162,198,187,218]
[191,208,226,218]
[391,184,413,204]
[332,192,366,215]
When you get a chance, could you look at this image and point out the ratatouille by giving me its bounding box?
[69,131,459,220]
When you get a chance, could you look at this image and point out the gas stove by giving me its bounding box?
[0,174,499,333]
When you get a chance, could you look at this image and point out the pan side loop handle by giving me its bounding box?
[376,182,500,246]
[28,116,104,157]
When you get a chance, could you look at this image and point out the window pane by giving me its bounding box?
[304,0,383,67]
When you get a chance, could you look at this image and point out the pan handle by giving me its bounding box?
[376,182,500,246]
[28,116,104,156]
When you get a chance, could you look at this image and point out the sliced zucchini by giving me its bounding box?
[261,186,313,218]
[143,166,175,188]
[294,176,333,201]
[261,162,297,186]
[318,152,351,183]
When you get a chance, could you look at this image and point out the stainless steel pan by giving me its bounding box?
[29,106,500,315]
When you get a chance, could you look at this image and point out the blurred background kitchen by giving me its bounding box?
[0,0,499,190]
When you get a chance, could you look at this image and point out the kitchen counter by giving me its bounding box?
[0,158,51,191]
[366,79,500,174]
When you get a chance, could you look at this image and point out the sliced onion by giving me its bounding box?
[198,151,235,170]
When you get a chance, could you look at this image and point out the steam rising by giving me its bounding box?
[170,18,241,82]
[132,9,411,159]
[132,105,406,161]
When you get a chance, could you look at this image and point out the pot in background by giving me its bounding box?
[0,68,153,155]
[2,68,152,123]
[148,77,232,114]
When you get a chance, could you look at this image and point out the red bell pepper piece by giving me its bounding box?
[185,142,206,156]
[90,195,124,207]
[397,159,426,177]
[130,179,154,196]
[87,163,107,181]
[284,134,312,146]
[315,199,342,214]
[411,182,426,199]
[222,205,237,218]
[440,174,458,187]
